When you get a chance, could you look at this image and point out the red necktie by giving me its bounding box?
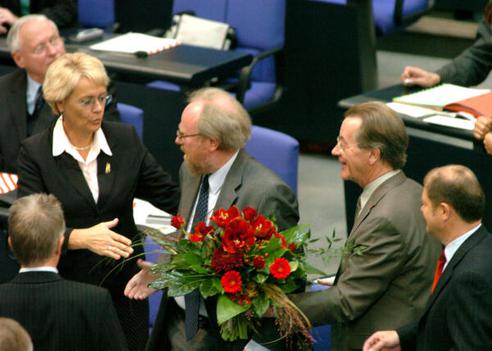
[431,250,446,293]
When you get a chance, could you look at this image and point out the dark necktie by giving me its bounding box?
[27,86,45,136]
[185,174,209,340]
[431,249,446,293]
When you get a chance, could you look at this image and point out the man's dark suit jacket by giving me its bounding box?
[147,150,300,351]
[0,0,76,28]
[398,225,492,351]
[0,271,128,351]
[0,69,120,173]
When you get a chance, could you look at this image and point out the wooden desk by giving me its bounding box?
[339,84,492,231]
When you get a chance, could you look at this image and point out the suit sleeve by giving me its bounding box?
[397,322,418,351]
[37,0,77,28]
[291,218,405,325]
[256,181,299,231]
[17,143,47,197]
[98,290,130,350]
[447,271,492,350]
[436,19,492,87]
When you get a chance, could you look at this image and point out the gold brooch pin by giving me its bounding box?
[105,162,111,174]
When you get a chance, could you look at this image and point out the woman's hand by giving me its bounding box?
[124,259,157,300]
[69,218,134,260]
[484,132,492,155]
[474,116,492,140]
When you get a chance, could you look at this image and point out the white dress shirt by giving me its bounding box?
[52,117,112,203]
[443,223,481,271]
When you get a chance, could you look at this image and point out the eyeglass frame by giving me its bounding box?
[336,135,359,152]
[78,94,112,109]
[176,129,201,140]
[31,35,64,56]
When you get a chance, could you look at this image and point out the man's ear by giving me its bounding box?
[11,51,26,69]
[208,137,220,151]
[368,148,381,165]
[55,236,64,256]
[7,236,12,250]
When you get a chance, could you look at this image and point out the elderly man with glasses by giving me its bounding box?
[290,101,440,351]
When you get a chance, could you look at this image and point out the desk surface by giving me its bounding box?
[339,84,475,141]
[0,37,252,87]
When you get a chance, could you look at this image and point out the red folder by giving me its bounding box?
[445,90,492,117]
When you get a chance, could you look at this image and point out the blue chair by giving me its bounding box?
[143,235,164,331]
[116,103,144,140]
[308,283,332,351]
[244,126,299,193]
[315,0,432,35]
[224,0,285,112]
[78,0,115,29]
[147,0,286,113]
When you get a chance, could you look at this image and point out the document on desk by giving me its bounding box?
[423,115,475,130]
[393,84,489,110]
[386,102,439,118]
[89,33,177,55]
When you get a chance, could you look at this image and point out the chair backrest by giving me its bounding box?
[313,0,432,35]
[172,0,228,22]
[244,126,299,193]
[78,0,115,28]
[143,235,164,330]
[226,0,285,83]
[117,103,144,140]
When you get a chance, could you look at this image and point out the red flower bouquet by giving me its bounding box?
[148,206,314,344]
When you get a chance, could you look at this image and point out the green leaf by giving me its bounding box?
[277,278,299,294]
[303,262,328,276]
[254,273,268,284]
[200,278,220,298]
[212,277,224,293]
[289,260,299,273]
[281,224,311,245]
[216,295,249,324]
[252,294,270,317]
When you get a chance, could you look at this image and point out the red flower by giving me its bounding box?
[242,207,257,222]
[211,207,241,228]
[171,215,185,229]
[274,232,287,249]
[270,258,291,279]
[222,218,255,254]
[221,270,243,293]
[188,222,214,242]
[195,222,214,236]
[288,243,297,252]
[252,256,265,269]
[211,248,244,273]
[252,215,276,240]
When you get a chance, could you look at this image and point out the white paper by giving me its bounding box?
[393,84,489,108]
[133,198,175,234]
[90,33,177,54]
[386,102,438,118]
[423,115,475,130]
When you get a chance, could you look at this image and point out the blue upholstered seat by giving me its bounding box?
[146,0,285,113]
[244,126,299,193]
[78,0,115,28]
[116,103,144,140]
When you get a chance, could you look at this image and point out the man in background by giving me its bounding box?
[291,102,440,350]
[0,14,119,174]
[0,193,128,351]
[364,165,492,351]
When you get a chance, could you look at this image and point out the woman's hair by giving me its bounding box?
[43,52,109,114]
